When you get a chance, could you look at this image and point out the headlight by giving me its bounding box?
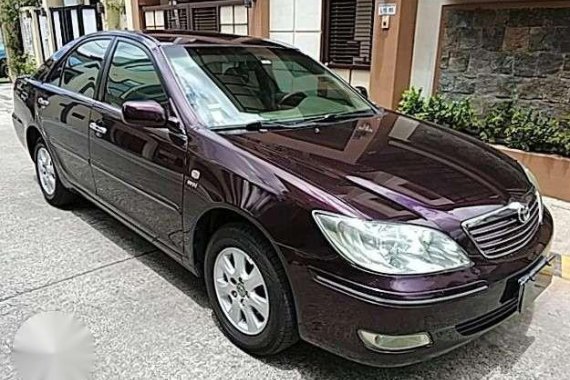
[519,163,544,224]
[313,211,472,275]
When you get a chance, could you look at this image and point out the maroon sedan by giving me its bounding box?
[12,30,553,367]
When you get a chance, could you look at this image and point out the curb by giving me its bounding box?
[548,253,570,280]
[561,255,570,280]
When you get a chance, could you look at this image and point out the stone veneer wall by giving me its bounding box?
[437,6,570,117]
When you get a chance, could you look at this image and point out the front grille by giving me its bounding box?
[456,298,518,336]
[462,194,541,259]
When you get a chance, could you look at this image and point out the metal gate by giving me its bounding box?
[142,0,244,32]
[50,5,102,49]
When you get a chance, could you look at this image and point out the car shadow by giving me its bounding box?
[70,198,537,379]
[70,198,210,309]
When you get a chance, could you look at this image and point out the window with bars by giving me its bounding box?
[190,7,218,31]
[322,0,375,68]
[143,1,247,33]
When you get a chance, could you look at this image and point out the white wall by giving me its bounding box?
[410,0,450,94]
[333,68,371,91]
[269,0,370,90]
[269,0,322,60]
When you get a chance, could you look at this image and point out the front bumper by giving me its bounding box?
[283,248,553,368]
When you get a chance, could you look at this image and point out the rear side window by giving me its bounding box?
[34,40,76,83]
[60,39,111,98]
[104,41,168,109]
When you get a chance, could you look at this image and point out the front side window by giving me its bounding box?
[60,39,110,98]
[104,41,168,109]
[163,45,373,129]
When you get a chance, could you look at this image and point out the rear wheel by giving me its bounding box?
[204,223,298,355]
[34,140,75,207]
[0,60,7,78]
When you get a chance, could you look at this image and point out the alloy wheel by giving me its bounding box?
[213,247,270,335]
[36,147,56,196]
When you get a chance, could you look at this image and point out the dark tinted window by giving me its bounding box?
[60,39,111,98]
[185,46,366,113]
[35,40,77,83]
[33,61,55,82]
[164,45,372,128]
[104,41,167,108]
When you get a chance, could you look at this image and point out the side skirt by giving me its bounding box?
[72,185,199,277]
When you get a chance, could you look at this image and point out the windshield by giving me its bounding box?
[163,45,373,128]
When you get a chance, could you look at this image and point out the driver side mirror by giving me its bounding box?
[355,86,369,99]
[122,100,167,128]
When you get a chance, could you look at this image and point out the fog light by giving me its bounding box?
[358,330,432,352]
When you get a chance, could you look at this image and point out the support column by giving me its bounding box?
[369,0,418,109]
[248,0,270,38]
[125,0,142,30]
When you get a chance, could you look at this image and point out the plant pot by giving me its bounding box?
[494,145,570,202]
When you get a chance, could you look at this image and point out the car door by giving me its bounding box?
[37,38,112,193]
[89,39,187,254]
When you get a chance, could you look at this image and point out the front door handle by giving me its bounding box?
[37,97,50,107]
[89,122,107,135]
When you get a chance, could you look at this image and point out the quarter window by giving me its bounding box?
[104,41,168,109]
[60,39,110,98]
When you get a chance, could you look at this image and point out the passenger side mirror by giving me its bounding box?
[122,100,167,128]
[355,86,369,99]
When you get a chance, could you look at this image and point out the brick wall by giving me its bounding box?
[437,7,570,117]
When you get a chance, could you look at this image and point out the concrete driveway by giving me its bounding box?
[1,83,570,379]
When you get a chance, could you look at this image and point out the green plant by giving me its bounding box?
[398,87,478,132]
[479,102,570,156]
[104,0,125,30]
[9,54,37,76]
[398,87,424,116]
[477,100,515,143]
[398,88,570,158]
[0,0,40,79]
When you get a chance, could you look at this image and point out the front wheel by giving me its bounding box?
[34,141,76,207]
[204,223,298,355]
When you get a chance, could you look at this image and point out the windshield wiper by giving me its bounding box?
[304,109,378,124]
[212,121,289,132]
[213,109,379,132]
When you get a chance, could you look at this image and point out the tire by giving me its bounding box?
[0,60,7,78]
[34,140,76,207]
[204,223,298,355]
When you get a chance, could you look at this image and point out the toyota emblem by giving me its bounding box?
[517,204,531,223]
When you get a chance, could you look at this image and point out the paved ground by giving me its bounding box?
[544,198,570,256]
[1,83,570,379]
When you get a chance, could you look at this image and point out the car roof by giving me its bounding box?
[89,29,293,49]
[145,30,290,48]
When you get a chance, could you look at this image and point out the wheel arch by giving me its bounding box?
[191,205,288,277]
[25,125,43,159]
[190,204,300,326]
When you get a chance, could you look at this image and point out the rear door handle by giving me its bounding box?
[89,122,107,135]
[37,97,49,107]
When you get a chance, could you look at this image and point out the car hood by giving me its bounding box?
[222,110,532,226]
